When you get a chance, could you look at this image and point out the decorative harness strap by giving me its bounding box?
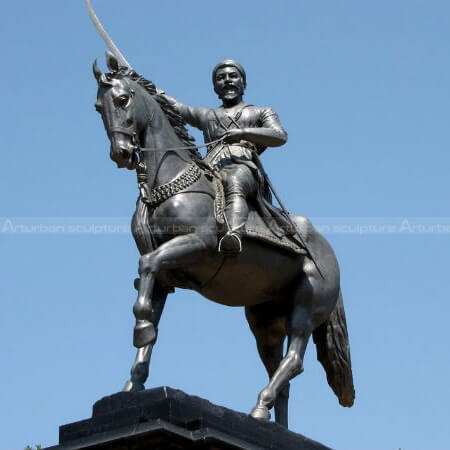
[138,162,202,207]
[135,136,227,207]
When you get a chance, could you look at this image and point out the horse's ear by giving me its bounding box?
[106,51,119,73]
[93,59,102,83]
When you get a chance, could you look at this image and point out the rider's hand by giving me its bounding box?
[224,129,244,143]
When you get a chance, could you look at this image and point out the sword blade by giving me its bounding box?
[85,0,132,69]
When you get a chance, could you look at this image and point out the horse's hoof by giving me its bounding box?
[250,405,271,421]
[122,380,145,392]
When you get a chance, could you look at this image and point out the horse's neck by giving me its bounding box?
[140,117,193,188]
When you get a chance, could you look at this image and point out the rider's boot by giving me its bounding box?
[218,211,245,254]
[219,174,251,254]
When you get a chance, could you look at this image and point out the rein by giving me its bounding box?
[134,135,226,209]
[139,136,227,152]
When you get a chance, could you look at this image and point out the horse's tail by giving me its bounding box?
[312,290,355,407]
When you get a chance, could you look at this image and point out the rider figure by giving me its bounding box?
[163,60,288,253]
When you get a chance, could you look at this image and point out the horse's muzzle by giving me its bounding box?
[110,140,138,170]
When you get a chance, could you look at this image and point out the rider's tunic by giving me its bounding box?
[177,104,284,160]
[175,103,285,182]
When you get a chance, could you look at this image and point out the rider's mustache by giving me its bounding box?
[220,83,241,91]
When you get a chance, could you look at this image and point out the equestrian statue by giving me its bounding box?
[86,0,355,428]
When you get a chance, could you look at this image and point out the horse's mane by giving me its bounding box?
[111,68,201,159]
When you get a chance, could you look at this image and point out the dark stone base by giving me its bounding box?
[45,387,332,450]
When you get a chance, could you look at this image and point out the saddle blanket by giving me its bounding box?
[243,208,307,255]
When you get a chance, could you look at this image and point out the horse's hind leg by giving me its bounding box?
[245,303,290,427]
[250,268,318,421]
[123,279,168,392]
[250,303,312,422]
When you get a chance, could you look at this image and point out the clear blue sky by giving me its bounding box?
[1,1,449,449]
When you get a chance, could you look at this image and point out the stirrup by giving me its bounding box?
[218,231,242,254]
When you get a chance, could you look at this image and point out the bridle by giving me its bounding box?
[103,79,141,152]
[104,78,226,156]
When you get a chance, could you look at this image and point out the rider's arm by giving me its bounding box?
[159,94,208,130]
[227,108,288,150]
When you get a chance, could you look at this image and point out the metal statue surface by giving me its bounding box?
[87,0,355,428]
[161,60,289,253]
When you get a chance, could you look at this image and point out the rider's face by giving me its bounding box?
[214,66,245,104]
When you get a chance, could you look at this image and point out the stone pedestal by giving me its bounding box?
[44,387,332,450]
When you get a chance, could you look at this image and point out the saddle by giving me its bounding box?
[212,177,307,256]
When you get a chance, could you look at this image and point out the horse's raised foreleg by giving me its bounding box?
[123,277,168,392]
[123,231,215,391]
[139,232,217,275]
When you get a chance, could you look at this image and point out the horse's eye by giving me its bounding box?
[114,94,130,108]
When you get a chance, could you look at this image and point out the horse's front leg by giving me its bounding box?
[139,193,217,274]
[124,229,215,392]
[139,231,217,275]
[123,276,168,392]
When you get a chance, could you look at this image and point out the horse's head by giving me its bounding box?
[93,54,149,169]
[93,53,199,171]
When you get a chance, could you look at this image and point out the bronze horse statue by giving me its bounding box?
[92,53,355,428]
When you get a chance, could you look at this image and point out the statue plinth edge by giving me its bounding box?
[43,386,332,450]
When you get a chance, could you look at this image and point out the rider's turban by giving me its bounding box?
[212,60,247,88]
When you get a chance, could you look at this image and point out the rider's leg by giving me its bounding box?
[219,164,256,253]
